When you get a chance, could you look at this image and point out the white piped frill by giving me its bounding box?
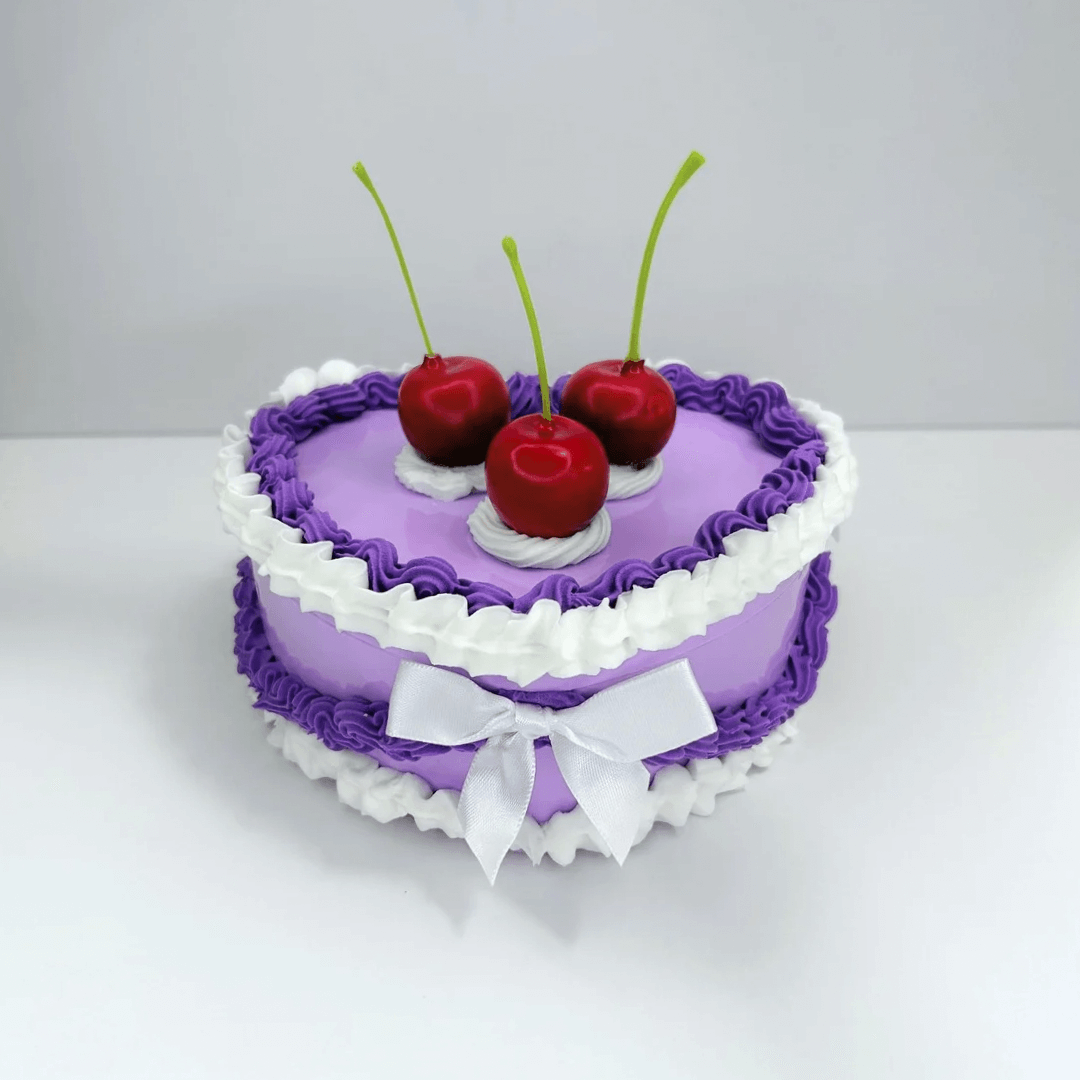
[263,708,797,867]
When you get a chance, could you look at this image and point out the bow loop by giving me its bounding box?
[387,659,717,882]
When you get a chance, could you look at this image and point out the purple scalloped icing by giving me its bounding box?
[233,553,838,764]
[246,366,827,612]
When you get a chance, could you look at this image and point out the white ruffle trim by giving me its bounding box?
[214,358,857,685]
[607,456,664,499]
[263,710,796,867]
[467,497,612,569]
[393,443,486,501]
[267,358,413,405]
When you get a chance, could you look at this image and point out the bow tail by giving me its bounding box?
[551,736,650,864]
[458,732,537,883]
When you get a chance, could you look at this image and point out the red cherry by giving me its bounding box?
[558,359,676,467]
[485,414,609,539]
[398,354,511,467]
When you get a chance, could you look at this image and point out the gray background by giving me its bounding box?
[2,0,1077,436]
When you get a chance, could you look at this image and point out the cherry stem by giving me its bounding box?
[626,150,706,362]
[352,159,435,357]
[501,236,551,422]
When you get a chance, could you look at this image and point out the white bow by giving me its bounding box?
[387,659,717,882]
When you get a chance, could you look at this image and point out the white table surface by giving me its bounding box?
[2,429,1078,1080]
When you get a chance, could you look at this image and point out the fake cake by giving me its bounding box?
[213,153,858,880]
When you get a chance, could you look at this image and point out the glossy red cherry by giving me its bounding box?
[485,414,609,538]
[398,354,511,468]
[558,359,676,466]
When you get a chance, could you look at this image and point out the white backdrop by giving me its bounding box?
[1,0,1077,436]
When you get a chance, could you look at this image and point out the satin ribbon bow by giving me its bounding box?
[387,659,717,882]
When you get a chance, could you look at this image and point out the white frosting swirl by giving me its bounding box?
[607,456,664,499]
[393,444,486,501]
[467,497,611,569]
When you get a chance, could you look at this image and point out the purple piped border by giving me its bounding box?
[234,553,838,765]
[245,366,828,613]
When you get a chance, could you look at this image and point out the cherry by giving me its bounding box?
[398,353,510,467]
[486,237,608,538]
[559,359,675,466]
[559,151,705,466]
[352,160,509,467]
[486,413,608,538]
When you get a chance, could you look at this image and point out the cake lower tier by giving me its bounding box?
[234,555,838,825]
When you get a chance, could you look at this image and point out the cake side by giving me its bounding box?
[234,551,838,830]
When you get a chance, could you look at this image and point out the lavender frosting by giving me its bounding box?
[234,552,837,766]
[246,366,827,613]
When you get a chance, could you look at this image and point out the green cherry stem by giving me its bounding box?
[626,150,706,362]
[501,236,552,422]
[352,159,435,357]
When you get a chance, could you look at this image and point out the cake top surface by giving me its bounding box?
[244,363,831,614]
[294,405,782,596]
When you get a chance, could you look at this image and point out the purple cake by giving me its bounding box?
[216,358,857,878]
